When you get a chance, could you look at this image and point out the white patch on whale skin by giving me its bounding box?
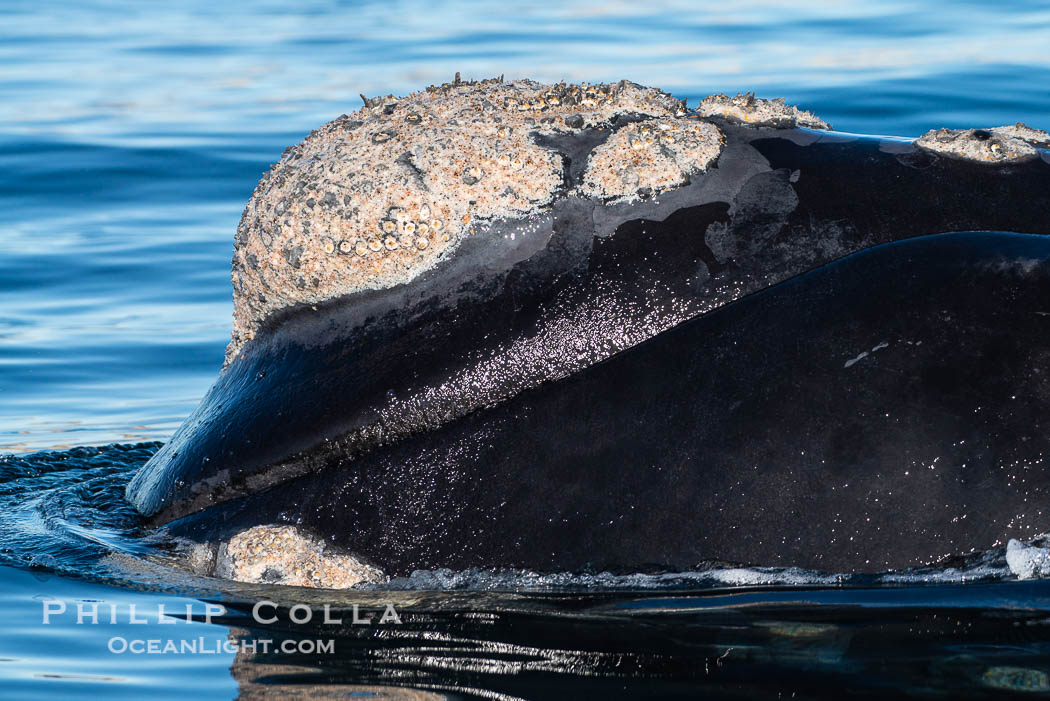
[214,525,386,589]
[1006,538,1050,580]
[843,342,888,368]
[844,351,869,368]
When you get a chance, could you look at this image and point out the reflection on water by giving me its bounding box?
[218,588,1050,699]
[11,559,1050,699]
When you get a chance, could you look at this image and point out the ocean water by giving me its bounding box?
[3,1,1050,698]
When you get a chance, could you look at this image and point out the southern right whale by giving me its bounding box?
[121,78,1050,583]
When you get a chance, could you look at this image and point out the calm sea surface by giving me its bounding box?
[3,1,1050,698]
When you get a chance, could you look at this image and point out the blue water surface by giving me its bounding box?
[3,2,1050,698]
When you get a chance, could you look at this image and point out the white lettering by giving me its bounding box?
[289,604,312,624]
[252,600,277,624]
[42,600,66,624]
[76,602,98,625]
[351,605,371,625]
[157,604,176,624]
[379,604,402,624]
[129,604,148,624]
[204,603,226,625]
[323,605,342,625]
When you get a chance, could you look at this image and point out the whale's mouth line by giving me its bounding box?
[147,436,374,526]
[150,228,1049,528]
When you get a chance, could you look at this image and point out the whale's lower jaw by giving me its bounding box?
[159,231,1050,579]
